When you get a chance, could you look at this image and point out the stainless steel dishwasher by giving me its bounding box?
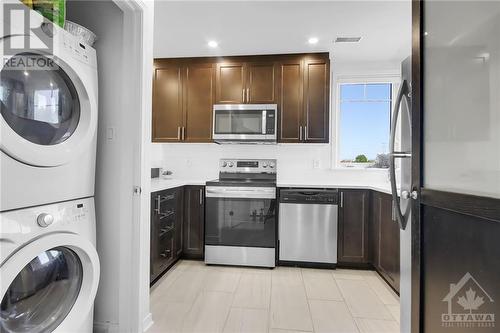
[278,189,338,265]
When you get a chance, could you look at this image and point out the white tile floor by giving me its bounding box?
[149,260,400,333]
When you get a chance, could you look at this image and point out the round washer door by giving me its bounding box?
[0,35,97,167]
[0,234,100,333]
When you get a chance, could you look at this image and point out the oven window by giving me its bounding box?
[214,110,263,134]
[205,197,276,248]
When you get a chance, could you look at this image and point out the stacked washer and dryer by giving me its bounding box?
[0,4,100,333]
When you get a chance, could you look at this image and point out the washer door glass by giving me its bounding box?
[0,247,83,333]
[0,53,80,145]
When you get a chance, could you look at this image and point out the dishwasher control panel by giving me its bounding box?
[279,189,339,204]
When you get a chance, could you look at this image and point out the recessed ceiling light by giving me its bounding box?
[308,37,319,45]
[208,40,218,48]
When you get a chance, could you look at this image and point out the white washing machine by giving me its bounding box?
[0,3,98,211]
[0,197,100,332]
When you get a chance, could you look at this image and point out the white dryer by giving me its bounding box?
[0,197,100,332]
[0,4,98,211]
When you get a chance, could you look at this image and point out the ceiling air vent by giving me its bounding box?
[335,37,362,43]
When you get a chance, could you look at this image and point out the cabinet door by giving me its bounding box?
[215,62,246,104]
[370,191,380,267]
[152,62,183,142]
[378,193,400,292]
[183,186,205,259]
[338,190,370,264]
[184,63,214,142]
[303,58,329,143]
[174,187,184,258]
[246,62,276,103]
[277,60,303,142]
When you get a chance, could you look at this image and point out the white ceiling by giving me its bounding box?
[153,1,411,64]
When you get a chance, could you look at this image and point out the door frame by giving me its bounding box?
[411,1,500,332]
[410,1,423,332]
[108,1,153,332]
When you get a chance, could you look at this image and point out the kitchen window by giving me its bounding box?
[336,82,394,169]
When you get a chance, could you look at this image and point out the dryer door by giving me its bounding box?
[0,35,97,167]
[0,234,99,333]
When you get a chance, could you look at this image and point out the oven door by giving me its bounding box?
[205,186,276,248]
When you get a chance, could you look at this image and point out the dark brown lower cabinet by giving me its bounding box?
[151,186,205,283]
[150,187,182,282]
[371,192,400,292]
[338,190,370,264]
[183,186,205,259]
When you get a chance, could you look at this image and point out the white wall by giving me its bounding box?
[151,58,401,187]
[67,1,155,332]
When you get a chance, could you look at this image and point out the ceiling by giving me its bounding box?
[153,1,411,64]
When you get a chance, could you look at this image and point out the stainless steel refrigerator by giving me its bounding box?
[397,2,500,332]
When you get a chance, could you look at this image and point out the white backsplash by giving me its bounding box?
[151,143,389,187]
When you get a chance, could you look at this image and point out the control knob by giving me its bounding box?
[37,213,54,227]
[227,162,234,167]
[221,161,228,167]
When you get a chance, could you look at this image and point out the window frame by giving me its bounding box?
[333,75,401,169]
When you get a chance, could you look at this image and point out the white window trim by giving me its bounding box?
[332,74,401,170]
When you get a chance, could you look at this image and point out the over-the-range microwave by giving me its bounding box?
[212,104,277,144]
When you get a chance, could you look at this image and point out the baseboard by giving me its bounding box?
[278,260,337,269]
[143,313,154,332]
[93,321,119,333]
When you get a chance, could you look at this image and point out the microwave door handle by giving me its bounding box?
[262,110,267,134]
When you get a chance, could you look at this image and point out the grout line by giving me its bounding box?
[300,269,316,333]
[267,268,274,333]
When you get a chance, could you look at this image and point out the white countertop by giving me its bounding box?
[150,178,207,192]
[151,178,392,195]
[276,182,392,194]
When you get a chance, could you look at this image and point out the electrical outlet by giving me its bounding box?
[313,159,320,169]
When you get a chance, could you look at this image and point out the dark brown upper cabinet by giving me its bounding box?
[153,53,329,143]
[216,61,276,104]
[277,54,330,143]
[303,58,330,143]
[153,60,214,142]
[338,189,370,265]
[152,63,183,141]
[246,62,276,103]
[215,62,246,104]
[277,60,303,142]
[183,63,215,142]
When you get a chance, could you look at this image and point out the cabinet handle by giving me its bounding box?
[182,127,186,141]
[299,126,303,141]
[242,89,245,102]
[177,126,181,140]
[246,88,249,102]
[340,192,344,208]
[304,126,308,141]
[199,188,203,205]
[155,195,161,214]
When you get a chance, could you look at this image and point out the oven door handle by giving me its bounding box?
[205,187,276,199]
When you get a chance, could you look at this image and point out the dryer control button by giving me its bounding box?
[37,213,54,227]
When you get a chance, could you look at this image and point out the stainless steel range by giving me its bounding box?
[205,159,277,267]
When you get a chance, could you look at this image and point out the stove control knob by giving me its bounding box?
[262,163,268,168]
[222,161,228,167]
[269,162,275,169]
[227,162,234,167]
[37,213,54,227]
